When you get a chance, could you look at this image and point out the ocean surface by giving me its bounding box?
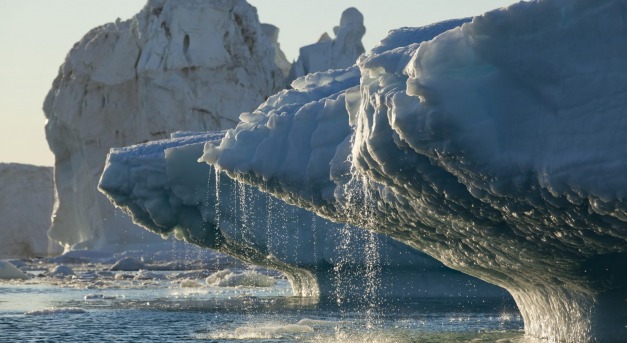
[0,261,524,342]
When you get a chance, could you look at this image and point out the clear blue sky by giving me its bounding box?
[0,0,521,166]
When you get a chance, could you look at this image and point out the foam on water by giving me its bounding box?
[25,307,87,316]
[206,323,315,340]
[297,318,346,326]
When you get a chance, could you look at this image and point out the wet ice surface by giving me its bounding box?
[0,259,524,342]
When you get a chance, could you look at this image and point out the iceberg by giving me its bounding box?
[43,0,286,252]
[99,16,486,300]
[200,1,627,341]
[0,261,30,280]
[100,129,507,299]
[287,7,366,84]
[0,163,55,258]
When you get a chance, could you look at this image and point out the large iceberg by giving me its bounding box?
[98,18,505,300]
[0,163,55,258]
[100,131,506,299]
[200,1,627,342]
[43,0,286,251]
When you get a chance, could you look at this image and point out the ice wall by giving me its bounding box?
[202,1,627,341]
[99,132,507,299]
[43,0,286,252]
[287,8,365,84]
[0,163,55,258]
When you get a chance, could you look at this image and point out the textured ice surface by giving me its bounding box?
[202,1,627,341]
[100,130,506,299]
[43,0,286,252]
[0,163,54,258]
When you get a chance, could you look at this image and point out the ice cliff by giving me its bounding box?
[200,1,627,342]
[287,7,366,84]
[43,0,286,251]
[100,130,506,299]
[0,163,55,258]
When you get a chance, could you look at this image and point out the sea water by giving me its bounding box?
[0,261,524,342]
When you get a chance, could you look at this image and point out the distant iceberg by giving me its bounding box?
[0,163,54,258]
[287,7,366,84]
[199,1,627,342]
[44,0,286,252]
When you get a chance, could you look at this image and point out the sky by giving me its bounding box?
[0,0,521,167]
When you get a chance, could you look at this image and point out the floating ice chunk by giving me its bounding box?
[50,265,74,277]
[205,269,232,284]
[0,261,30,280]
[205,269,276,288]
[114,273,133,280]
[134,269,164,280]
[110,257,145,271]
[179,279,203,288]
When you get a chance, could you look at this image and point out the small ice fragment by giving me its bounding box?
[50,265,74,277]
[0,261,30,280]
[180,279,203,288]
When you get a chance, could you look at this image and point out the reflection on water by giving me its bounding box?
[0,263,524,342]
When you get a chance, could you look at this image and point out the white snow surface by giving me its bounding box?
[287,7,366,84]
[43,0,287,252]
[201,1,627,342]
[0,163,54,258]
